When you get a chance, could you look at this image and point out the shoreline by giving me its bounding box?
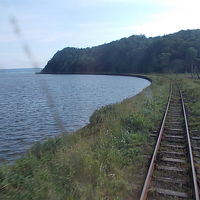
[38,72,153,83]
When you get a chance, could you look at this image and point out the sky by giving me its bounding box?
[1,0,200,69]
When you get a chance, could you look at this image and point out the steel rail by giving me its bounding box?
[139,85,173,200]
[179,87,200,200]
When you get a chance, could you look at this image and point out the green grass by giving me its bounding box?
[177,75,200,128]
[180,77,200,112]
[0,75,171,200]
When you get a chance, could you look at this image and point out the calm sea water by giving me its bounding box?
[0,73,150,162]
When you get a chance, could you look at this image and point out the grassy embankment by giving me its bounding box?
[0,75,171,200]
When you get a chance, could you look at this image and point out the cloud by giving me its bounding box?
[70,0,162,7]
[121,0,200,37]
[163,0,200,7]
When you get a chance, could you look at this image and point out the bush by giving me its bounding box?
[122,114,148,132]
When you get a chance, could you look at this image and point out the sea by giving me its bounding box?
[0,69,150,163]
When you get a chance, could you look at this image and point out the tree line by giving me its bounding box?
[41,29,200,77]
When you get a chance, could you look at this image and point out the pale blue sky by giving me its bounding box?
[1,0,200,69]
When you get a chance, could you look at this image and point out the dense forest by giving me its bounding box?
[41,29,200,74]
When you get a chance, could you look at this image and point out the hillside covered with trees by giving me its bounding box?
[41,29,200,74]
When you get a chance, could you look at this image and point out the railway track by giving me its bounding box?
[140,84,199,200]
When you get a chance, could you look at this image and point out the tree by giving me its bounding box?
[186,47,198,78]
[195,57,200,79]
[41,30,200,75]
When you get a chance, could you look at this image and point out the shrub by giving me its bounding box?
[122,114,148,132]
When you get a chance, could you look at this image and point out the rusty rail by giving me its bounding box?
[179,88,200,200]
[139,85,173,200]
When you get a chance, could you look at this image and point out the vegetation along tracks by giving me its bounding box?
[140,83,199,199]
